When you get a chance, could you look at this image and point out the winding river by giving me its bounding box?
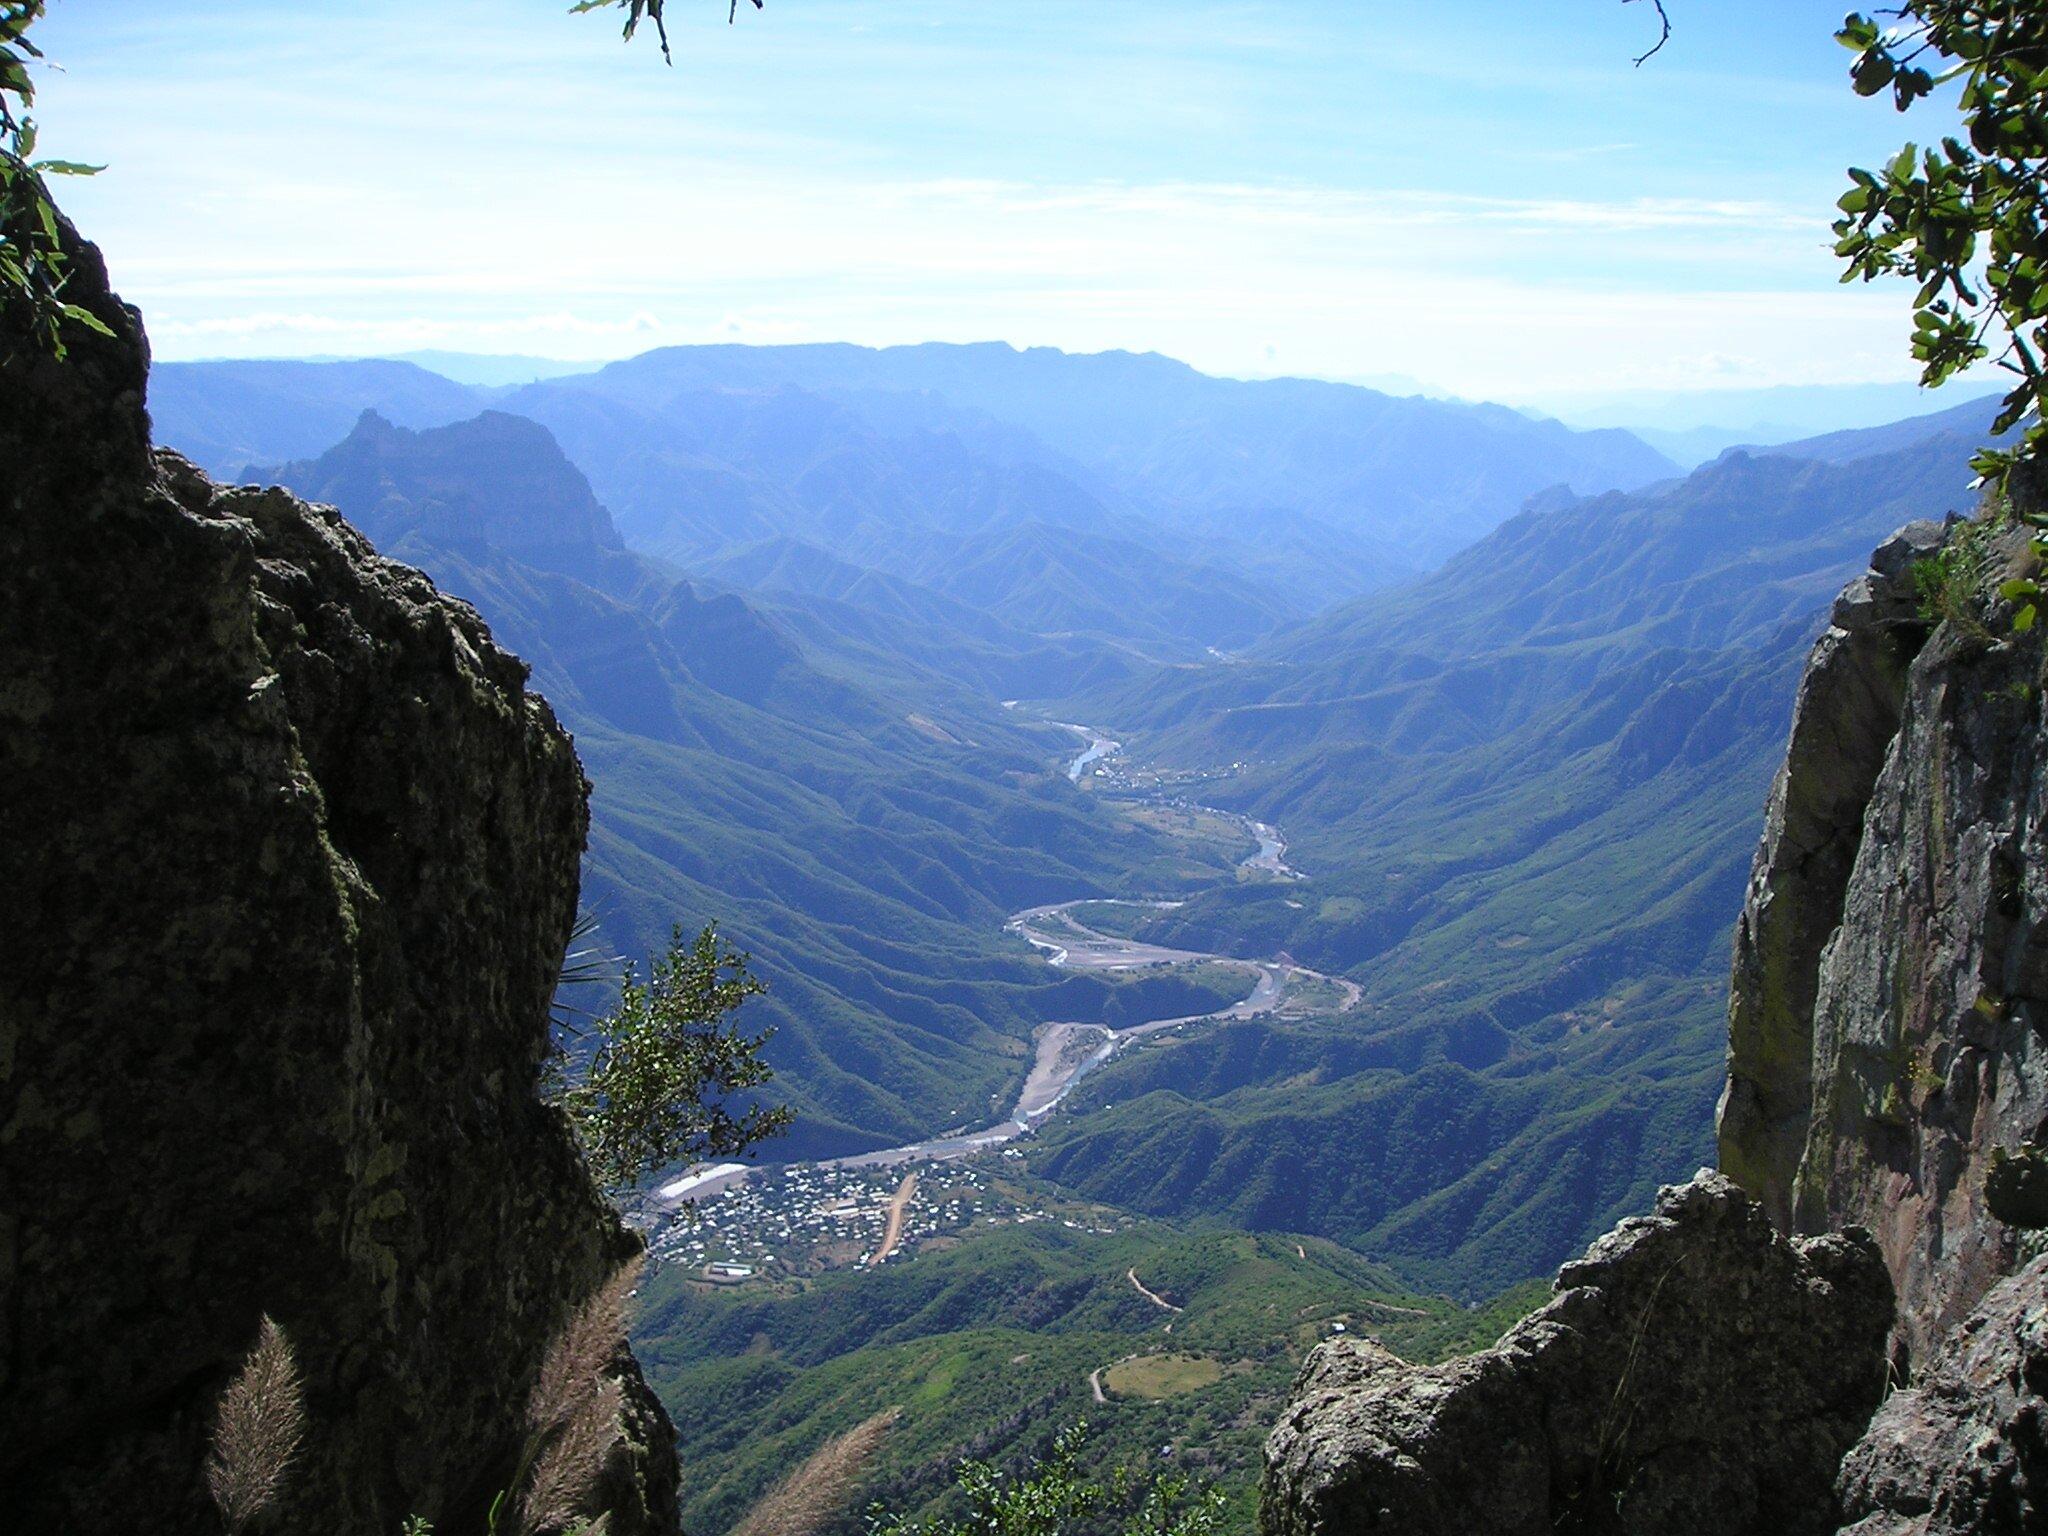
[653,721,1342,1204]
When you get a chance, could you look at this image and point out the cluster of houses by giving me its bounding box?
[646,1160,995,1280]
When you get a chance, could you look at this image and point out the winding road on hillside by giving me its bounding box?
[1127,1268,1182,1312]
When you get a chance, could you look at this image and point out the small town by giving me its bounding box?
[642,1153,1131,1282]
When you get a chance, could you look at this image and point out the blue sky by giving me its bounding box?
[33,1,1959,404]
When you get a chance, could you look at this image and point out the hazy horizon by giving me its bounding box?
[37,0,1980,405]
[158,333,2004,446]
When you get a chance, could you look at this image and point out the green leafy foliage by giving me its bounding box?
[0,0,107,363]
[554,925,792,1192]
[1834,2,2048,480]
[867,1422,1225,1536]
[1913,511,1997,633]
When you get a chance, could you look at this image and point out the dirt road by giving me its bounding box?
[1127,1268,1183,1313]
[870,1170,919,1264]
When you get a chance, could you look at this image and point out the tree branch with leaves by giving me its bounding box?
[0,0,109,362]
[1833,1,2048,484]
[551,924,791,1194]
[571,0,763,63]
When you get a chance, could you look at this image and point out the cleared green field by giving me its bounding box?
[1103,1353,1224,1399]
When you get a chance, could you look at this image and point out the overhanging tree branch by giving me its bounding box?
[1625,0,1673,66]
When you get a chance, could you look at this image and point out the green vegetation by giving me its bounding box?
[869,1422,1224,1536]
[1063,902,1164,941]
[632,1195,1541,1533]
[1030,1025,1717,1298]
[1914,509,2002,636]
[244,413,1256,1162]
[0,1,110,363]
[1835,1,2048,480]
[1031,434,1981,1295]
[553,926,791,1193]
[1096,964,1251,1028]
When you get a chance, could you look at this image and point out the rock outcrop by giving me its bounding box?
[1719,521,1945,1227]
[1720,510,2048,1363]
[258,408,629,581]
[1838,1254,2048,1534]
[1261,1172,1892,1536]
[0,226,678,1531]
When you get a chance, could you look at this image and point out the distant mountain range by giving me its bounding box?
[152,342,1682,652]
[1544,378,2006,466]
[152,341,1994,1290]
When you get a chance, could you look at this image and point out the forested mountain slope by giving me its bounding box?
[159,345,1989,1294]
[1025,428,1983,1292]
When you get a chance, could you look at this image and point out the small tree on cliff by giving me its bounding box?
[553,923,791,1193]
[1833,1,2048,486]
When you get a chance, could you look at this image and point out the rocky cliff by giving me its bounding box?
[0,227,678,1531]
[1722,506,2048,1366]
[1838,1254,2048,1534]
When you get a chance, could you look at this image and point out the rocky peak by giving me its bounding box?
[256,405,627,579]
[1723,510,2048,1365]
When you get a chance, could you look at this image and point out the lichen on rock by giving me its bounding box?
[1259,1171,1892,1536]
[1837,1255,2048,1535]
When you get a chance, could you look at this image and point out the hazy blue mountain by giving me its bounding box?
[259,409,628,580]
[699,537,1149,701]
[150,358,485,477]
[1545,378,2006,465]
[486,371,1309,654]
[390,351,598,387]
[153,343,1685,648]
[537,341,1680,569]
[1749,392,2004,466]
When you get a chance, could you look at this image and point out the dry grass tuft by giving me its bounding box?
[729,1408,901,1536]
[516,1258,642,1536]
[206,1314,306,1533]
